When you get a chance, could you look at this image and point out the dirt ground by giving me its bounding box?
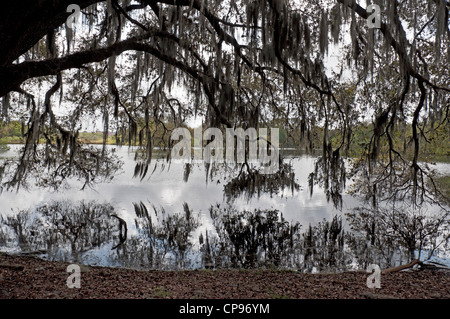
[1,253,449,299]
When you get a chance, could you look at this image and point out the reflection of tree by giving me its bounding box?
[0,201,116,262]
[0,145,123,191]
[302,216,346,272]
[223,161,300,201]
[208,205,300,268]
[345,158,450,269]
[204,205,348,272]
[128,201,199,269]
[2,199,446,272]
[346,205,450,269]
[0,200,201,269]
[178,156,300,202]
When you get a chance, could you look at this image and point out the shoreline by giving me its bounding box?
[1,253,449,299]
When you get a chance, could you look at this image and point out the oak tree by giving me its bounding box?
[0,0,448,208]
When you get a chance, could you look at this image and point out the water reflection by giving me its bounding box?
[1,145,448,271]
[1,199,447,271]
[0,145,350,228]
[0,201,116,263]
[222,161,300,201]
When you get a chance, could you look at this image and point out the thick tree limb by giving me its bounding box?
[382,259,422,274]
[0,1,100,67]
[0,30,163,97]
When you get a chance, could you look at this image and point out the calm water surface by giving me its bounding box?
[1,144,448,270]
[0,144,359,227]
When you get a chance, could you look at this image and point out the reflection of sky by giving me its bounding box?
[0,145,357,230]
[1,145,445,230]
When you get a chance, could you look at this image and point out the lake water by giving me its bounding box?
[0,144,357,226]
[1,144,449,271]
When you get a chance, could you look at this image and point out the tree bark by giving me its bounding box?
[0,1,100,67]
[382,259,422,274]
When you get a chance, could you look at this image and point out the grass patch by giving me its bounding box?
[265,287,290,299]
[152,286,172,298]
